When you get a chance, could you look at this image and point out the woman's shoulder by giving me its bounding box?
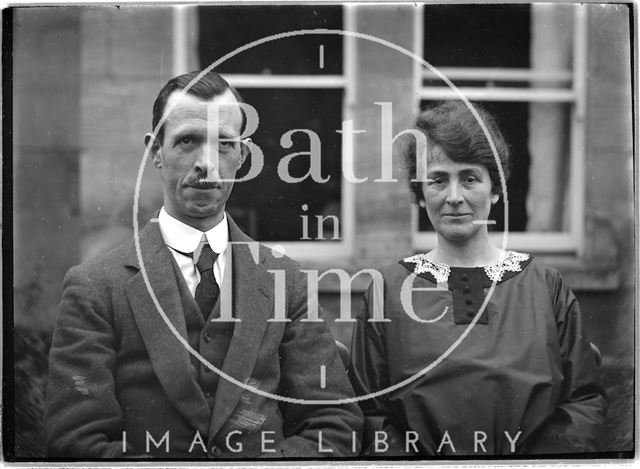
[521,254,564,281]
[378,259,417,281]
[393,250,543,285]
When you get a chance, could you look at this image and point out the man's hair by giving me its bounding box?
[402,100,510,204]
[151,70,246,143]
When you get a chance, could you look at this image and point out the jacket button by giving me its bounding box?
[461,274,468,281]
[463,286,471,293]
[210,445,222,456]
[203,332,212,343]
[465,298,473,305]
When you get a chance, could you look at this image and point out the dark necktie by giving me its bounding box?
[194,244,220,318]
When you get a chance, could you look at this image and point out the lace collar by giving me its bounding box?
[402,251,531,283]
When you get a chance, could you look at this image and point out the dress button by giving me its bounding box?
[465,298,473,305]
[210,445,222,456]
[203,332,212,343]
[461,274,468,281]
[467,310,475,317]
[204,391,212,398]
[464,286,471,293]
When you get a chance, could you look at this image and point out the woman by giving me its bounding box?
[349,101,607,456]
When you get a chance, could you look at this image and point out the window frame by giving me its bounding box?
[172,5,356,261]
[411,4,588,256]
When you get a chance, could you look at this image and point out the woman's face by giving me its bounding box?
[421,146,498,244]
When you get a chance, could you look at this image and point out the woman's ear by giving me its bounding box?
[491,193,499,204]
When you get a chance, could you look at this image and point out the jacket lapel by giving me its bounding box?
[209,216,274,438]
[125,220,210,436]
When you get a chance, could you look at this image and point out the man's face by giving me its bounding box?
[148,89,248,231]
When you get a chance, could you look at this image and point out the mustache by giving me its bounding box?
[186,177,223,188]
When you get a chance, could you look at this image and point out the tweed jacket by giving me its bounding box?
[45,216,362,459]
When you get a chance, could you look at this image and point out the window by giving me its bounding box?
[175,5,355,259]
[414,4,587,254]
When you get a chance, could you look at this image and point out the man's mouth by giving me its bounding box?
[188,181,222,189]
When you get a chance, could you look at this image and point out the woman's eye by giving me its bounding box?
[181,136,193,145]
[465,176,477,184]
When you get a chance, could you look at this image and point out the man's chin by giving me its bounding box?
[186,205,223,219]
[170,201,226,225]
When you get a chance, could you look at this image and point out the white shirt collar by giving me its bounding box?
[158,207,229,255]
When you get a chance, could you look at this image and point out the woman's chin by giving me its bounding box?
[438,225,478,243]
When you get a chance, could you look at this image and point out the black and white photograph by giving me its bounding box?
[3,1,636,463]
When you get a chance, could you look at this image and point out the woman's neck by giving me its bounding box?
[431,232,504,267]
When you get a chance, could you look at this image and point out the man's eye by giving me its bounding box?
[180,136,193,145]
[464,176,478,184]
[219,139,237,149]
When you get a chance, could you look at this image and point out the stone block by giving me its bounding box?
[80,7,112,77]
[108,6,175,81]
[14,148,80,330]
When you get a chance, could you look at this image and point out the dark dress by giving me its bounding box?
[350,251,607,456]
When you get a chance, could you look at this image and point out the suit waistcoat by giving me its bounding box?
[171,259,235,409]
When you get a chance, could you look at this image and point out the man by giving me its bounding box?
[45,71,362,458]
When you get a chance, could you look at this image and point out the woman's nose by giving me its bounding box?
[446,181,463,206]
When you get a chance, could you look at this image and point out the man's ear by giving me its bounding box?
[491,193,499,204]
[239,138,251,168]
[145,133,162,168]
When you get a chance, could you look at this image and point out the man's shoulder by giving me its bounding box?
[227,217,301,272]
[232,238,301,272]
[68,238,134,280]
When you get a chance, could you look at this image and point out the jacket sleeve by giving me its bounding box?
[266,265,364,458]
[526,272,608,453]
[348,280,415,456]
[45,266,133,457]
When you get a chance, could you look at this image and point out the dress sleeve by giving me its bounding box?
[526,271,608,453]
[349,279,415,456]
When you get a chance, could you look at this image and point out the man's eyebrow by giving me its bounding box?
[216,126,242,139]
[172,128,204,139]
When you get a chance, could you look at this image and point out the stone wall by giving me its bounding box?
[13,8,81,330]
[78,6,176,262]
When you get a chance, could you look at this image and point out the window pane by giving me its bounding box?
[423,4,531,69]
[227,88,343,242]
[198,5,343,75]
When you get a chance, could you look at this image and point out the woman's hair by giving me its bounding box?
[402,101,510,204]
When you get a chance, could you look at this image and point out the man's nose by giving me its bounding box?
[446,181,463,206]
[194,146,220,180]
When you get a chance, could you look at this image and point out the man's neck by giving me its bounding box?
[164,208,225,233]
